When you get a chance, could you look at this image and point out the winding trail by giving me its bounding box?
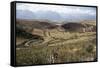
[17,32,95,49]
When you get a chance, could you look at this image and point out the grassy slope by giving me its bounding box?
[16,31,96,65]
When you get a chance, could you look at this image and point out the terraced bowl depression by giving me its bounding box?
[16,30,44,48]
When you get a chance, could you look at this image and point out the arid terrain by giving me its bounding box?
[16,19,97,65]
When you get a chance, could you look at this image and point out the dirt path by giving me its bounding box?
[17,32,95,48]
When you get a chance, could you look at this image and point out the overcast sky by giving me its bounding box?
[16,3,96,22]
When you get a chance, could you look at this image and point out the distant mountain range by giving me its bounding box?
[16,10,62,21]
[16,10,36,19]
[16,10,96,22]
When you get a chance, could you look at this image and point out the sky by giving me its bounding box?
[16,3,96,22]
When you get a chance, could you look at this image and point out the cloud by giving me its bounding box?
[16,3,96,21]
[16,3,96,14]
[16,3,69,13]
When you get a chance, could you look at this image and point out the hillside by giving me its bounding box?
[16,19,96,65]
[17,19,58,29]
[61,21,96,32]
